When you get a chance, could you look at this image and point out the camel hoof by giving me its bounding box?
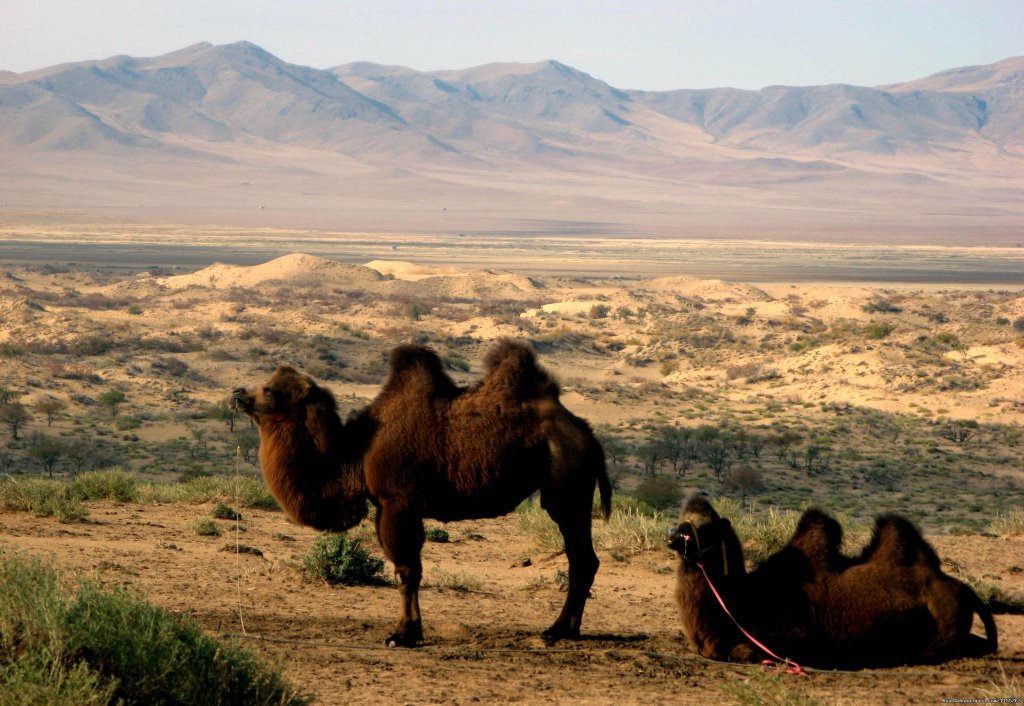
[541,625,580,644]
[384,628,422,648]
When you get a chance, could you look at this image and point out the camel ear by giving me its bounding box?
[290,377,313,403]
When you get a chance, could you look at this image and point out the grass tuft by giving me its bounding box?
[988,508,1024,537]
[721,669,823,706]
[429,568,484,593]
[518,495,669,556]
[977,664,1022,701]
[515,499,565,552]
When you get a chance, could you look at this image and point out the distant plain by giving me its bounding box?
[2,217,1022,283]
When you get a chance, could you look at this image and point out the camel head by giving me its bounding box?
[669,494,741,576]
[232,365,335,425]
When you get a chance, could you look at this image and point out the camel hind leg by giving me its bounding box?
[928,579,998,661]
[540,479,600,642]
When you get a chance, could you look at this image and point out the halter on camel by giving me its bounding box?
[669,522,807,676]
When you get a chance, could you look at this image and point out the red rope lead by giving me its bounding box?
[696,560,808,676]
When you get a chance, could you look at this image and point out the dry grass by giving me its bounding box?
[988,509,1024,537]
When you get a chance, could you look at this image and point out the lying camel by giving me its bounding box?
[233,339,611,647]
[669,494,997,668]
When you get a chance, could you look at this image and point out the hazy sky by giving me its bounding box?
[2,1,1022,90]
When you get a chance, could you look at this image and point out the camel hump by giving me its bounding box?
[383,345,459,399]
[863,514,941,569]
[482,339,559,399]
[792,509,844,550]
[787,508,848,571]
[681,493,718,518]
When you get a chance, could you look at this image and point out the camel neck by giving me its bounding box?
[259,414,369,531]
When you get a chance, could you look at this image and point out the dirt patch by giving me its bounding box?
[1,502,1020,705]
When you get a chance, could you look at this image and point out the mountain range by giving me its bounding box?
[1,42,1021,245]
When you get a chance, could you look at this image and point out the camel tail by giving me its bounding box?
[593,441,612,521]
[975,593,999,655]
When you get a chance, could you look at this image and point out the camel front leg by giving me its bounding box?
[376,502,425,647]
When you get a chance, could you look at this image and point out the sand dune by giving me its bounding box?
[156,253,384,290]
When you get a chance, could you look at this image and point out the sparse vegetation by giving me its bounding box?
[69,469,140,502]
[0,551,308,705]
[0,477,87,522]
[721,669,822,706]
[429,568,483,592]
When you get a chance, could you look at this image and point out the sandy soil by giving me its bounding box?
[1,501,1020,705]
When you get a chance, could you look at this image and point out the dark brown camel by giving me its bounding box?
[233,339,611,647]
[668,494,997,668]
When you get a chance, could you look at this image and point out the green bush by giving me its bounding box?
[115,416,142,431]
[191,518,222,537]
[865,322,896,340]
[733,507,802,567]
[424,527,449,543]
[70,469,139,503]
[633,476,683,512]
[788,337,819,353]
[0,551,308,705]
[0,478,87,523]
[302,533,386,586]
[862,298,902,314]
[211,502,242,521]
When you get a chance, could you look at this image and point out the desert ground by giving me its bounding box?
[0,222,1022,704]
[0,500,1021,706]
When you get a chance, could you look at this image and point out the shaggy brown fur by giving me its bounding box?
[233,339,611,647]
[668,495,997,668]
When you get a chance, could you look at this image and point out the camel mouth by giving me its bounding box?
[669,520,719,562]
[231,388,254,414]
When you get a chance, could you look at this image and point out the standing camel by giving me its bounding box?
[234,339,611,646]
